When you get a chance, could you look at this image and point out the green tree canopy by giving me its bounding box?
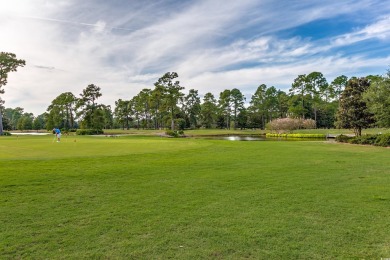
[330,75,348,102]
[200,92,217,129]
[230,88,245,129]
[33,113,46,130]
[154,72,184,130]
[218,89,232,129]
[183,89,201,129]
[114,99,132,130]
[77,84,103,129]
[364,71,390,128]
[249,84,267,127]
[46,92,77,130]
[336,77,374,136]
[290,74,311,118]
[306,71,328,124]
[0,52,25,135]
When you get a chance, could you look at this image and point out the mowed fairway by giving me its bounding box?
[1,135,390,259]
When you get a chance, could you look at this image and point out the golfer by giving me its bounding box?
[53,128,61,142]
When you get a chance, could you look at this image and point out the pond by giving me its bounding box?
[191,135,327,141]
[193,135,265,141]
[9,132,50,135]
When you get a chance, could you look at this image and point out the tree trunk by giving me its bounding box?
[226,113,229,129]
[70,108,74,128]
[66,107,70,129]
[171,107,175,131]
[0,107,3,135]
[170,119,174,131]
[262,115,265,130]
[233,109,236,130]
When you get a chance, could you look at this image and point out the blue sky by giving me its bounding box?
[1,0,390,115]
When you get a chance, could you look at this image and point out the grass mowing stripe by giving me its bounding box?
[1,137,389,258]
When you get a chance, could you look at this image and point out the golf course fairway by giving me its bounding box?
[1,135,389,258]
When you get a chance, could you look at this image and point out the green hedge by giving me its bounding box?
[1,131,12,136]
[266,133,326,138]
[335,134,353,143]
[76,129,104,135]
[61,128,77,134]
[335,134,390,147]
[374,133,390,147]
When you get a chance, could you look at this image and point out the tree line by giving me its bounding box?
[1,52,390,135]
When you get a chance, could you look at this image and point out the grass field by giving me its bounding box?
[1,134,390,258]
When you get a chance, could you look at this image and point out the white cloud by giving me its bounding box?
[93,20,106,33]
[1,0,390,115]
[184,54,390,101]
[333,16,390,46]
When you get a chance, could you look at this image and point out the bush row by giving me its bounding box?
[266,118,316,133]
[61,128,77,133]
[165,130,185,138]
[76,129,104,135]
[335,134,390,147]
[266,133,326,138]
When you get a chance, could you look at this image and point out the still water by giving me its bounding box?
[192,135,327,141]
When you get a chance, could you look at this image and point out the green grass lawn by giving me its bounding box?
[1,135,389,258]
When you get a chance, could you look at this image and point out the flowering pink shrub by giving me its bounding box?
[266,118,316,133]
[301,118,316,129]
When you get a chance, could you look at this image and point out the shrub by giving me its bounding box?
[348,138,359,144]
[353,134,378,145]
[301,119,316,129]
[336,133,390,147]
[165,130,178,137]
[76,129,104,135]
[266,118,316,133]
[61,128,77,134]
[165,130,185,138]
[335,134,353,143]
[375,133,390,147]
[175,118,186,131]
[2,131,12,136]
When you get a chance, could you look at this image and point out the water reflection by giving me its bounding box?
[194,135,265,141]
[193,135,326,141]
[224,136,265,141]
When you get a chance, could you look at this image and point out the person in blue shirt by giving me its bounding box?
[53,128,61,142]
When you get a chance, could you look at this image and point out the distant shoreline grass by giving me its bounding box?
[266,133,327,138]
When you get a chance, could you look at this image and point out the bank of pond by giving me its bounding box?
[189,133,328,141]
[187,132,390,146]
